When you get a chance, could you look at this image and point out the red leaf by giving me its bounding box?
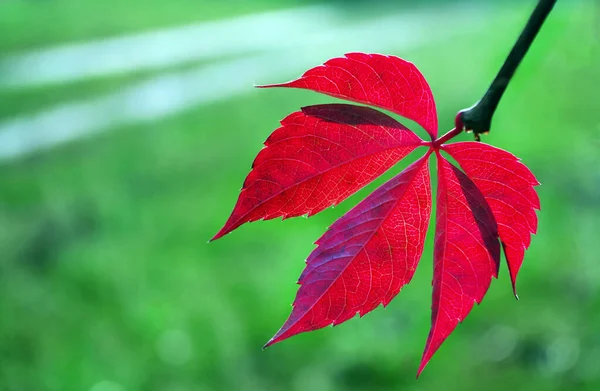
[214,52,542,376]
[442,142,540,296]
[419,154,501,376]
[265,153,432,347]
[260,53,438,139]
[213,104,423,240]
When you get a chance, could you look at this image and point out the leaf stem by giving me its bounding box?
[432,112,465,148]
[458,0,557,141]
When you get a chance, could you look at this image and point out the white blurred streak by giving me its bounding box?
[0,3,495,162]
[0,6,340,89]
[0,54,287,160]
[0,3,492,90]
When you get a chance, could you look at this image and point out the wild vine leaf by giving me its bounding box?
[420,153,501,376]
[212,104,423,241]
[260,52,438,140]
[442,142,541,296]
[213,53,540,375]
[264,153,431,348]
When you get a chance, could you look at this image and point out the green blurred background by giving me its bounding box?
[0,0,599,390]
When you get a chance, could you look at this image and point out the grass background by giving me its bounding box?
[0,1,599,390]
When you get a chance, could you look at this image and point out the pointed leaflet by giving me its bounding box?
[265,153,432,347]
[443,142,540,296]
[213,104,423,240]
[418,155,501,376]
[261,53,438,139]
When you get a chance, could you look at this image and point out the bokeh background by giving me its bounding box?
[1,0,599,390]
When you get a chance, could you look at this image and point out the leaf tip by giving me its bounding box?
[212,220,240,241]
[416,361,428,379]
[262,339,274,350]
[255,82,290,89]
[210,229,226,242]
[263,331,287,349]
[417,344,435,378]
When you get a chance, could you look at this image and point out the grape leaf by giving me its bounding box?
[213,53,540,375]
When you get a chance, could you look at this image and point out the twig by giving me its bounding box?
[458,0,557,141]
